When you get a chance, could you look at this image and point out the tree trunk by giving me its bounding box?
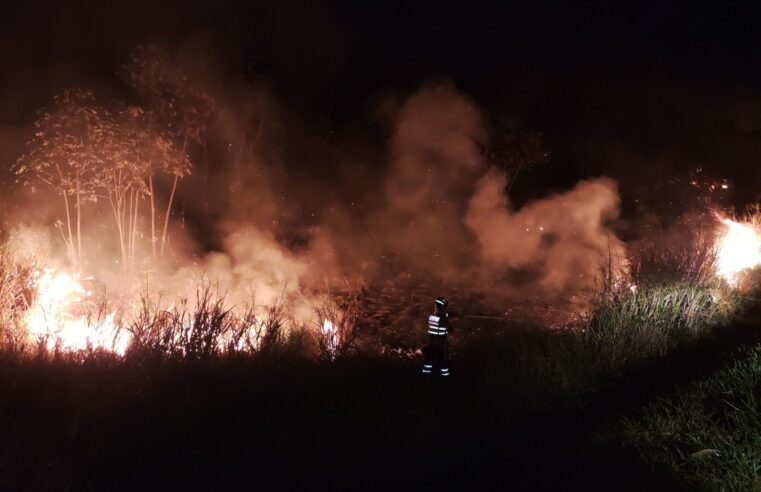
[75,179,82,272]
[127,188,137,270]
[149,174,156,260]
[125,189,131,270]
[109,193,127,269]
[160,174,179,258]
[62,192,75,267]
[118,188,128,270]
[56,164,76,268]
[131,190,140,269]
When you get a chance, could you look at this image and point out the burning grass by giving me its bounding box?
[582,214,760,374]
[0,207,758,372]
[0,213,759,490]
[611,210,761,489]
[0,205,757,413]
[0,254,359,362]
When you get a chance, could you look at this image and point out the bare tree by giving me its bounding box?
[96,107,145,269]
[125,45,215,257]
[14,90,109,270]
[99,107,191,269]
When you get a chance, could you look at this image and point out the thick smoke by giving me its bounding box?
[2,49,628,324]
[379,82,485,280]
[466,170,625,292]
[170,226,313,317]
[358,81,625,299]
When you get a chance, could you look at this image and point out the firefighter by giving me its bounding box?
[422,297,453,377]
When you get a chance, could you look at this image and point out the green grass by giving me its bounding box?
[624,345,761,491]
[580,228,748,377]
[584,282,740,371]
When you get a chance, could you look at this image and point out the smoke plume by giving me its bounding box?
[1,49,629,324]
[466,171,625,293]
[379,82,486,280]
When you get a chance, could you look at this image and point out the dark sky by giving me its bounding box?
[2,1,761,210]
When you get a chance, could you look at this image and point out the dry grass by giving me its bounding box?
[312,282,364,360]
[0,249,36,355]
[630,230,718,286]
[126,284,302,360]
[583,243,742,371]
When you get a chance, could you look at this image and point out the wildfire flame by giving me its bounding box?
[322,319,336,334]
[321,319,338,357]
[715,216,761,285]
[16,214,757,356]
[25,268,130,355]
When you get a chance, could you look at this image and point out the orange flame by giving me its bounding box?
[25,268,130,355]
[715,216,761,285]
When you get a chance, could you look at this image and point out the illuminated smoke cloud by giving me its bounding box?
[2,56,629,339]
[376,81,625,296]
[380,82,486,280]
[465,170,625,293]
[186,226,312,314]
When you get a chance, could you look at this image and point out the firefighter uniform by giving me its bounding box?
[422,300,453,377]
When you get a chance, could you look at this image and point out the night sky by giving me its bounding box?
[2,1,760,210]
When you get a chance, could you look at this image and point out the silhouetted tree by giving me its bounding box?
[125,45,215,257]
[101,107,190,267]
[14,90,110,269]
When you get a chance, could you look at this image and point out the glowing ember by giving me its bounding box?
[716,217,761,285]
[25,268,130,355]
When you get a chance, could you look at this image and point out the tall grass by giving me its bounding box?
[615,207,761,490]
[0,249,36,355]
[629,228,718,285]
[582,229,743,373]
[125,284,315,360]
[584,281,738,369]
[624,345,761,491]
[312,283,363,360]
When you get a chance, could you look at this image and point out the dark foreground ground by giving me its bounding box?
[1,313,759,492]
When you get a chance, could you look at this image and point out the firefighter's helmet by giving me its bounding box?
[434,297,448,311]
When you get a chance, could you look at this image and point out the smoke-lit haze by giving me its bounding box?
[1,61,625,318]
[1,1,760,325]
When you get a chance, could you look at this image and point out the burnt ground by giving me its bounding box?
[357,268,582,353]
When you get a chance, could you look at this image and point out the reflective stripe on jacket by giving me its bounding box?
[428,314,450,336]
